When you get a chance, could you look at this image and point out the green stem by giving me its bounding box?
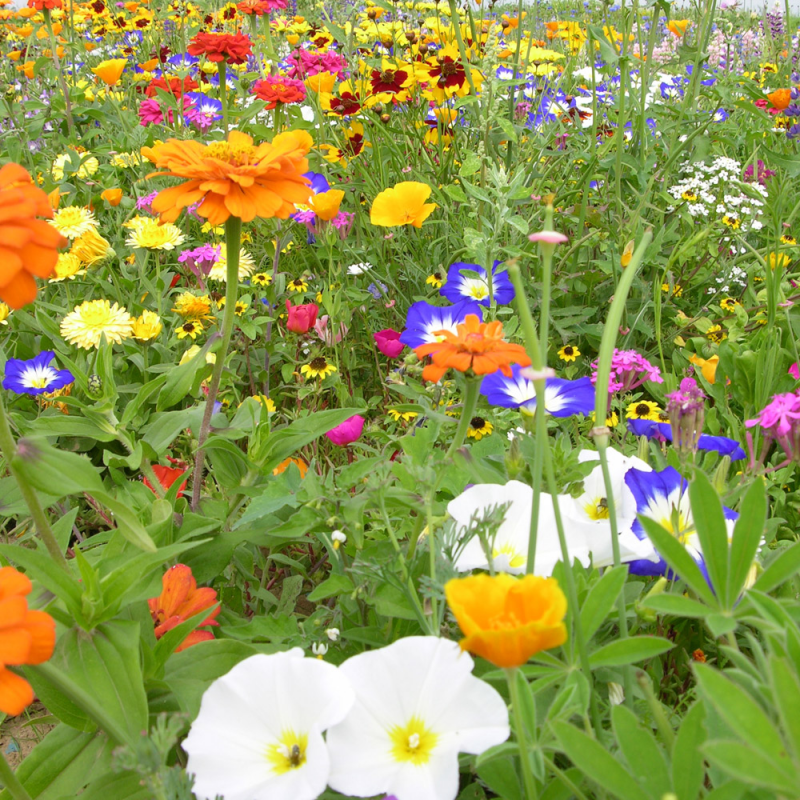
[445,0,479,102]
[27,663,129,747]
[43,10,75,136]
[445,377,480,459]
[0,749,32,800]
[190,216,241,511]
[0,393,69,573]
[218,62,229,135]
[506,668,538,800]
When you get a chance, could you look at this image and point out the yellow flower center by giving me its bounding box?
[583,497,609,521]
[265,731,308,775]
[468,285,489,300]
[389,717,438,765]
[29,377,49,389]
[492,542,526,569]
[206,141,257,166]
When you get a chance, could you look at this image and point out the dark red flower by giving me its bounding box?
[188,31,253,65]
[370,67,409,95]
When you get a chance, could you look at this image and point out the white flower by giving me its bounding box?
[447,480,591,575]
[608,682,625,706]
[326,637,509,800]
[347,262,373,275]
[332,530,347,550]
[183,649,354,800]
[312,642,328,657]
[325,627,340,641]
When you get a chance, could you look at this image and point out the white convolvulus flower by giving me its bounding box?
[332,530,347,549]
[183,649,354,800]
[326,637,510,800]
[325,627,340,641]
[312,642,328,657]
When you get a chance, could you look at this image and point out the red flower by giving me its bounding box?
[148,565,219,652]
[27,0,63,9]
[286,299,319,333]
[188,32,253,66]
[374,328,405,359]
[236,0,271,14]
[145,76,199,98]
[143,465,188,498]
[252,75,307,109]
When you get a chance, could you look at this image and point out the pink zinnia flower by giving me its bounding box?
[326,414,365,446]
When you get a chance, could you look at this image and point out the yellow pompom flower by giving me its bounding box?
[125,217,185,251]
[49,206,98,240]
[60,300,133,349]
[131,310,162,342]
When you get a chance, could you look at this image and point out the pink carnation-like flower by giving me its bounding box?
[326,414,365,446]
[789,362,800,381]
[591,348,663,393]
[374,329,405,359]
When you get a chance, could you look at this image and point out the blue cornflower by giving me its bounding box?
[439,261,515,307]
[480,366,594,417]
[399,300,483,349]
[627,419,746,460]
[2,352,74,396]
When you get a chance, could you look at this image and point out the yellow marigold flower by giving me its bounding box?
[49,206,97,240]
[125,217,185,251]
[301,356,337,380]
[52,152,99,181]
[176,320,205,340]
[557,344,579,362]
[70,228,113,266]
[370,181,437,228]
[445,573,568,669]
[466,416,493,440]
[60,299,133,350]
[131,310,162,342]
[626,400,662,421]
[769,252,791,270]
[179,344,215,365]
[51,253,83,282]
[173,293,213,320]
[0,303,10,325]
[110,151,142,168]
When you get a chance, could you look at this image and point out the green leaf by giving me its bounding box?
[276,574,304,615]
[705,613,737,638]
[92,491,157,552]
[153,603,219,672]
[26,415,118,442]
[443,184,469,203]
[702,741,797,793]
[751,541,800,594]
[639,516,716,606]
[476,756,522,800]
[75,771,152,800]
[589,636,674,668]
[769,657,800,762]
[140,409,194,455]
[694,663,786,762]
[688,471,729,606]
[307,573,354,602]
[727,478,766,606]
[580,565,627,641]
[156,342,211,411]
[642,594,710,618]
[612,704,670,800]
[551,720,649,800]
[12,438,104,498]
[672,702,707,800]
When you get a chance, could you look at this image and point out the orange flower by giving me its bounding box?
[141,130,313,226]
[305,71,336,94]
[767,88,791,111]
[309,188,344,221]
[689,353,719,384]
[101,187,123,206]
[414,314,531,383]
[0,162,66,308]
[148,564,220,652]
[666,19,690,36]
[91,57,127,86]
[370,181,437,228]
[272,456,309,478]
[0,566,56,716]
[445,573,567,668]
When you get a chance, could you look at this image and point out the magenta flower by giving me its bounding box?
[745,390,800,467]
[326,415,365,446]
[138,98,164,126]
[591,348,663,393]
[374,329,405,359]
[790,362,800,381]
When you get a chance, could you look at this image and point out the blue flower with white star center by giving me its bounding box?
[439,261,515,307]
[2,352,74,396]
[627,419,746,460]
[624,466,738,577]
[399,300,483,349]
[186,92,223,120]
[480,366,595,417]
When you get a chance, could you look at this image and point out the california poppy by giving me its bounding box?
[445,573,567,668]
[141,129,313,225]
[414,314,530,383]
[0,162,66,308]
[0,566,56,716]
[91,57,127,85]
[370,181,437,228]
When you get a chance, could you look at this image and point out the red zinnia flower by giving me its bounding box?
[27,0,63,10]
[188,31,253,66]
[148,564,220,652]
[252,75,307,109]
[144,75,199,98]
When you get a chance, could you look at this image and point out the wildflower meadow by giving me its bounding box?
[2,0,800,798]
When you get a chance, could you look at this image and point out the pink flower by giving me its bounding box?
[374,328,405,359]
[529,231,569,244]
[314,315,348,345]
[138,98,164,126]
[286,300,319,333]
[790,363,800,381]
[326,414,365,446]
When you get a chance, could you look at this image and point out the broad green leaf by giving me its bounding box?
[153,603,220,673]
[589,636,674,668]
[727,477,766,607]
[476,756,522,800]
[688,471,729,606]
[705,613,737,638]
[26,415,118,442]
[672,702,707,800]
[642,594,710,618]
[307,573,354,602]
[752,541,800,594]
[612,704,670,800]
[12,438,104,498]
[156,342,211,411]
[639,517,716,606]
[74,771,151,800]
[552,721,649,800]
[702,741,797,793]
[141,409,194,455]
[92,491,157,552]
[580,565,627,642]
[769,657,800,762]
[694,663,785,762]
[514,669,537,741]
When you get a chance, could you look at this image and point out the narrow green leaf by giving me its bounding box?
[12,438,104,498]
[752,542,800,594]
[92,491,157,552]
[589,636,674,668]
[580,565,628,641]
[639,517,716,606]
[642,594,710,618]
[612,704,670,800]
[688,471,729,607]
[702,741,797,793]
[153,603,220,672]
[770,657,800,763]
[728,477,766,607]
[672,702,707,800]
[552,721,649,800]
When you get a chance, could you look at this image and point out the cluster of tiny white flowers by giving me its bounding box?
[666,156,767,233]
[709,265,748,295]
[347,262,374,275]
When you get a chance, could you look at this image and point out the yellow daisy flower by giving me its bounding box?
[626,400,662,421]
[706,324,727,343]
[557,344,580,362]
[60,299,133,350]
[387,408,419,422]
[301,356,337,380]
[251,272,273,287]
[288,277,309,292]
[176,320,205,340]
[467,416,493,440]
[426,271,444,288]
[49,206,98,240]
[173,293,214,320]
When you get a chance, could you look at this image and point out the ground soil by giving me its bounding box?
[0,704,55,768]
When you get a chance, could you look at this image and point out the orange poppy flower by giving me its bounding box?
[141,130,313,226]
[689,353,719,384]
[445,573,567,668]
[414,314,531,383]
[148,564,220,652]
[272,456,309,478]
[100,187,123,206]
[767,88,791,111]
[0,566,56,716]
[309,188,344,221]
[0,162,66,308]
[91,57,127,86]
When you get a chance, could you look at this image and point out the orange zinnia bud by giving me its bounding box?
[101,187,123,206]
[445,573,567,668]
[0,162,66,308]
[0,566,56,716]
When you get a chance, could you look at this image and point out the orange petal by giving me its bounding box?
[0,566,32,600]
[0,627,33,664]
[0,666,34,716]
[21,610,55,664]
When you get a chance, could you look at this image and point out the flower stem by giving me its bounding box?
[43,9,75,136]
[0,392,69,573]
[505,668,538,800]
[0,748,32,800]
[190,216,241,511]
[445,377,480,459]
[218,62,229,135]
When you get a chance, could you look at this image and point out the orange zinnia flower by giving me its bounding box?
[0,566,56,716]
[141,130,313,226]
[0,162,66,308]
[445,573,567,668]
[148,564,220,652]
[414,314,531,383]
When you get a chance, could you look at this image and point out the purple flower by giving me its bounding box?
[179,244,221,281]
